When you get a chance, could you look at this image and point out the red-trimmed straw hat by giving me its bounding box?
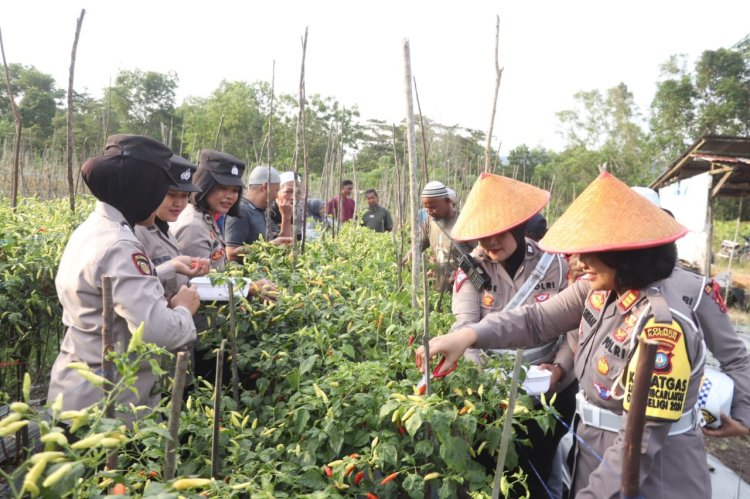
[539,172,687,254]
[451,172,550,242]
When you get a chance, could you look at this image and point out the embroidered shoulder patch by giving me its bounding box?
[534,293,549,302]
[132,253,153,276]
[454,269,469,293]
[210,248,225,262]
[705,280,727,313]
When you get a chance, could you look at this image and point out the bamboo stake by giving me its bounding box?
[403,39,421,309]
[210,339,226,479]
[227,281,240,405]
[292,27,309,262]
[491,349,523,499]
[66,9,85,213]
[621,337,658,499]
[0,28,22,212]
[101,276,117,471]
[392,125,404,292]
[264,61,276,242]
[484,15,503,173]
[164,351,189,480]
[413,77,430,185]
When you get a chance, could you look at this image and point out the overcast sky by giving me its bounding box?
[3,0,749,152]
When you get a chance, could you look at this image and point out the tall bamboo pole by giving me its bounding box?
[621,337,658,499]
[413,77,429,185]
[0,28,22,212]
[264,61,276,241]
[210,340,226,479]
[101,276,117,471]
[292,28,309,260]
[483,15,503,173]
[403,39,421,308]
[164,351,189,480]
[66,9,85,213]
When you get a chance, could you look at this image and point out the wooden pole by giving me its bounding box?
[210,339,226,479]
[491,349,524,499]
[484,15,503,173]
[66,9,85,213]
[101,276,117,471]
[164,351,189,480]
[621,337,658,499]
[413,77,430,185]
[227,282,240,405]
[264,61,276,242]
[392,125,404,292]
[403,39,421,309]
[0,28,22,212]
[292,27,309,262]
[213,115,224,149]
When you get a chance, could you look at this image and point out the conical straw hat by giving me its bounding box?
[539,172,687,254]
[451,173,550,242]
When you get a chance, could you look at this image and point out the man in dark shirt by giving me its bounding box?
[225,165,292,261]
[362,189,393,232]
[327,179,355,223]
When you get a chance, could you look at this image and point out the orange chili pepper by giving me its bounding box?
[379,472,398,485]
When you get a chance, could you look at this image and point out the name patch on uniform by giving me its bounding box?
[534,281,556,291]
[534,293,550,302]
[602,336,627,359]
[589,291,606,311]
[454,269,468,293]
[132,253,153,276]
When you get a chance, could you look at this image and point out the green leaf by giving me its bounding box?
[378,399,400,420]
[299,354,319,375]
[378,441,399,466]
[340,343,355,359]
[414,439,434,459]
[403,472,424,499]
[405,410,423,436]
[438,478,458,499]
[439,436,470,472]
[293,409,310,435]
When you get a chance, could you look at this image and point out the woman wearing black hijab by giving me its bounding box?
[47,135,200,421]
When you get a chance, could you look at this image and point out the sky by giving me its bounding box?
[3,0,749,153]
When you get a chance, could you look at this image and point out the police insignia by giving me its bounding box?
[210,248,225,261]
[482,292,495,307]
[597,357,610,375]
[613,328,628,343]
[705,280,727,313]
[231,165,239,175]
[625,313,637,327]
[131,253,153,276]
[180,169,191,181]
[454,269,468,292]
[617,290,640,312]
[589,291,606,311]
[534,293,549,302]
[593,381,611,400]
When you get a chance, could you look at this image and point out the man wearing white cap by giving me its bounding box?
[269,171,308,240]
[225,165,292,261]
[419,180,474,291]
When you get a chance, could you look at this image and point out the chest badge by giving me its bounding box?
[210,248,225,261]
[482,292,495,307]
[613,328,628,343]
[597,357,610,375]
[534,293,549,302]
[593,381,611,400]
[589,291,606,311]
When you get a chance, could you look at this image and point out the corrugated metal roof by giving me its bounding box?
[650,135,750,197]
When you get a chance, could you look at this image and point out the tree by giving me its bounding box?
[506,144,551,183]
[694,48,750,136]
[105,69,178,140]
[0,64,63,147]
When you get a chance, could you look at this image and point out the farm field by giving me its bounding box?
[0,196,549,498]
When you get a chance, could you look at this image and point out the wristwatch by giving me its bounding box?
[553,362,566,383]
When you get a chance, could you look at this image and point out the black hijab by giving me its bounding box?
[82,155,172,227]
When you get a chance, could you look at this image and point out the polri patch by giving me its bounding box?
[132,253,153,276]
[597,357,610,375]
[613,327,628,343]
[454,269,468,293]
[482,292,495,307]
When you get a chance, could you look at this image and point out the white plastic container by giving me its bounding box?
[522,365,552,395]
[189,277,251,302]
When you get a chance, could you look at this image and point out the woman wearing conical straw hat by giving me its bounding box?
[449,172,578,497]
[417,172,710,498]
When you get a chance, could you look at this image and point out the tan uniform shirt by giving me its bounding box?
[134,223,188,298]
[171,204,226,271]
[452,239,576,388]
[47,202,196,418]
[471,275,710,499]
[674,265,750,426]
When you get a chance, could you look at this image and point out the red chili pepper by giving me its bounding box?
[379,472,398,485]
[408,335,415,346]
[349,453,360,459]
[354,471,364,485]
[149,470,158,478]
[397,425,406,436]
[324,466,333,478]
[365,493,378,499]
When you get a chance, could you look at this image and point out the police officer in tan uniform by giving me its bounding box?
[418,172,711,498]
[450,173,576,497]
[135,155,210,298]
[172,150,245,271]
[48,135,200,420]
